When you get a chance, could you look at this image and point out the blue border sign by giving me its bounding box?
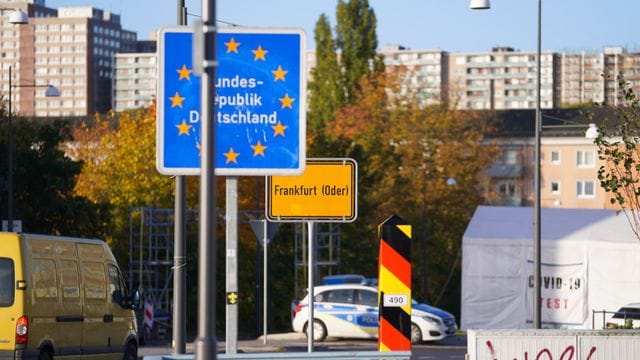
[157,27,306,176]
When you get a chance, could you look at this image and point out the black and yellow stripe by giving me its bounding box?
[377,214,412,351]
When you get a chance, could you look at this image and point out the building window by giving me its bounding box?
[497,180,516,196]
[576,150,595,168]
[551,181,560,195]
[551,150,560,164]
[576,180,595,198]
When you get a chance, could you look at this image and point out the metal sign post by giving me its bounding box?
[249,219,281,345]
[225,177,238,354]
[307,220,315,352]
[266,158,358,353]
[172,0,187,355]
[263,219,268,345]
[194,0,216,358]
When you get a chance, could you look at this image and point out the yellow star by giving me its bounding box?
[176,120,192,136]
[224,147,240,164]
[177,64,192,81]
[278,93,295,109]
[272,65,288,81]
[251,140,267,157]
[252,45,268,61]
[225,37,240,53]
[227,292,238,304]
[169,92,185,108]
[272,121,288,137]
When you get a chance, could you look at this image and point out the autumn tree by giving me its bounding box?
[72,105,296,336]
[328,71,497,310]
[72,105,179,253]
[593,77,640,240]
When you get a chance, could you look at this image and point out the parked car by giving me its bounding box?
[291,284,456,344]
[608,303,640,328]
[321,274,366,285]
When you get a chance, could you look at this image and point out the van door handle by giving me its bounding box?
[103,314,113,323]
[56,315,84,322]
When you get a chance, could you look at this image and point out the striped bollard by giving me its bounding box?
[144,296,154,332]
[378,215,412,352]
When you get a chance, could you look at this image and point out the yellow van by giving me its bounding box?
[0,233,139,359]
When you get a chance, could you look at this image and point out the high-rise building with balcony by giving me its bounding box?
[448,47,556,110]
[556,47,640,107]
[0,0,136,116]
[379,44,448,107]
[112,52,157,112]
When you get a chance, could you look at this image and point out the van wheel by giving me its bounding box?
[123,342,137,360]
[38,349,53,360]
[305,319,327,342]
[411,323,423,344]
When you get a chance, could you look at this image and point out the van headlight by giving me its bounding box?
[422,315,442,325]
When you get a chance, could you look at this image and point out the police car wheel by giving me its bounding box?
[411,323,423,344]
[305,319,327,342]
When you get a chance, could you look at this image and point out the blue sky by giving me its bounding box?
[47,0,637,53]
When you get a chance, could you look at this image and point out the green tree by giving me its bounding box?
[593,77,640,240]
[0,113,106,237]
[308,0,384,158]
[336,0,384,104]
[308,14,344,138]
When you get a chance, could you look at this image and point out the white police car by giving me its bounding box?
[291,284,457,343]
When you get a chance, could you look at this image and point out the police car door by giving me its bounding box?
[354,288,379,338]
[317,288,357,338]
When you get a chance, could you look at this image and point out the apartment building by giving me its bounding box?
[112,37,157,112]
[0,0,136,116]
[485,109,610,210]
[557,52,605,106]
[112,52,157,112]
[379,44,448,107]
[556,47,640,107]
[542,136,606,209]
[447,47,556,110]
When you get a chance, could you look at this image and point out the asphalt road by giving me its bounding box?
[138,333,467,359]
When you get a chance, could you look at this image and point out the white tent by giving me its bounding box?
[461,205,640,330]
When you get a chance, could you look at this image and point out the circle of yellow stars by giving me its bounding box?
[220,36,295,165]
[168,36,296,165]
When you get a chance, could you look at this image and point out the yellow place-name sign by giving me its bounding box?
[267,158,357,222]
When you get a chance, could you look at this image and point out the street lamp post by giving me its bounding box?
[6,65,60,232]
[533,0,543,330]
[2,7,28,232]
[470,0,599,329]
[470,0,544,329]
[3,7,28,233]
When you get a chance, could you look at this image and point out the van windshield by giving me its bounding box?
[0,258,14,307]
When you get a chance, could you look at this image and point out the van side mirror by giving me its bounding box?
[132,289,142,310]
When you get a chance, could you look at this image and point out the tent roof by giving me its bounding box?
[463,206,639,245]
